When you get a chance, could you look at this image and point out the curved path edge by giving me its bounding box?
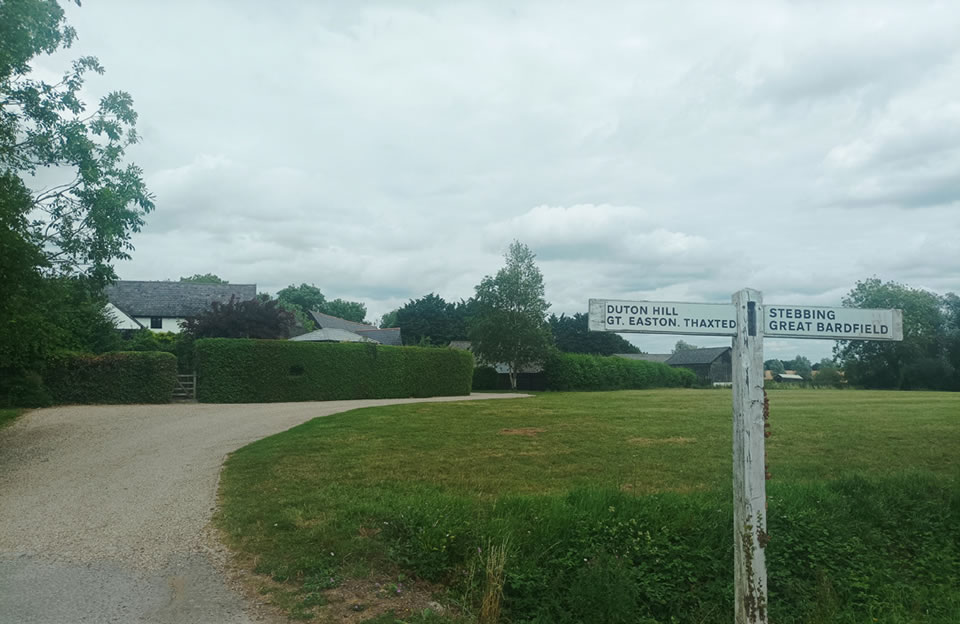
[0,393,530,624]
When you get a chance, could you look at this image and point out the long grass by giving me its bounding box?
[216,389,960,623]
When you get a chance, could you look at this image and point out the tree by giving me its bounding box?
[324,298,367,324]
[1,0,154,285]
[943,293,960,390]
[378,309,399,329]
[783,355,813,377]
[813,365,844,388]
[811,357,836,371]
[470,241,552,389]
[275,283,366,325]
[254,291,314,333]
[2,1,151,403]
[277,283,326,313]
[673,340,699,353]
[180,273,227,284]
[549,312,641,355]
[180,296,295,339]
[834,278,953,390]
[388,294,475,345]
[396,293,457,345]
[764,359,785,374]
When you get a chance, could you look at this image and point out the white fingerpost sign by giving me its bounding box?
[588,290,903,624]
[588,299,737,336]
[764,305,903,341]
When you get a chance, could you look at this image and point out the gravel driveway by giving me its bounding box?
[0,394,527,624]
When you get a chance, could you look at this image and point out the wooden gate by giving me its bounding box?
[173,373,196,400]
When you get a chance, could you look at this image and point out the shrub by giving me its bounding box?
[195,339,475,403]
[812,367,845,389]
[44,351,177,404]
[542,353,696,391]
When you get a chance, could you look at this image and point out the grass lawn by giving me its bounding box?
[217,389,960,623]
[0,408,24,430]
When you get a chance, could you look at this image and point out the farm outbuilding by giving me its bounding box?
[665,347,733,384]
[774,373,804,383]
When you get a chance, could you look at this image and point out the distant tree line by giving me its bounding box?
[381,293,639,355]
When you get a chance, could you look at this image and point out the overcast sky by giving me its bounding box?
[35,1,960,359]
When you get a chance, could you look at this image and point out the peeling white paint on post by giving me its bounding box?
[731,289,768,624]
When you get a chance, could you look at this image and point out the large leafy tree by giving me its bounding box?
[277,283,326,313]
[393,293,461,345]
[276,282,368,324]
[378,308,399,329]
[180,273,227,284]
[2,0,154,284]
[1,1,151,400]
[323,298,367,324]
[470,241,552,389]
[783,355,813,377]
[834,278,956,390]
[764,359,785,374]
[672,340,699,353]
[944,293,960,380]
[549,312,640,355]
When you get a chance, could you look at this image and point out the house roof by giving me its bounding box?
[104,280,257,317]
[775,373,805,381]
[448,340,472,351]
[308,311,403,346]
[308,311,374,332]
[666,346,731,366]
[289,328,379,343]
[354,328,402,347]
[614,353,671,363]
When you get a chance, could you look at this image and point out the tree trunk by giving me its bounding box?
[509,370,518,390]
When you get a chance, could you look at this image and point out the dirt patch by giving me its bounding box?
[218,546,449,624]
[498,427,546,437]
[627,436,695,446]
[320,577,449,623]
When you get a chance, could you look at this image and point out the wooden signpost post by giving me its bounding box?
[588,290,903,624]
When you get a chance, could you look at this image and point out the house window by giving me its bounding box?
[150,317,163,329]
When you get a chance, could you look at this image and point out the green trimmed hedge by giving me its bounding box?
[195,339,475,403]
[543,352,697,391]
[44,351,178,404]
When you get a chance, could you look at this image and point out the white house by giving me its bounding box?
[104,280,258,333]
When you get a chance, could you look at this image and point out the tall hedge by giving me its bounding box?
[543,352,696,391]
[44,351,178,404]
[195,339,475,403]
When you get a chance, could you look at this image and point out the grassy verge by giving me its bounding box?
[0,408,24,430]
[216,389,960,623]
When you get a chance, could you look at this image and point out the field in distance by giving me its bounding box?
[217,389,960,624]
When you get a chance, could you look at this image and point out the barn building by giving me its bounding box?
[665,347,733,384]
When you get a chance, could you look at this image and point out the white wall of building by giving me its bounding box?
[105,303,142,330]
[133,317,185,333]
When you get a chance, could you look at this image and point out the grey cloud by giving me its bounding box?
[36,0,960,359]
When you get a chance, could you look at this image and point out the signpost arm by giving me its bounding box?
[731,288,768,624]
